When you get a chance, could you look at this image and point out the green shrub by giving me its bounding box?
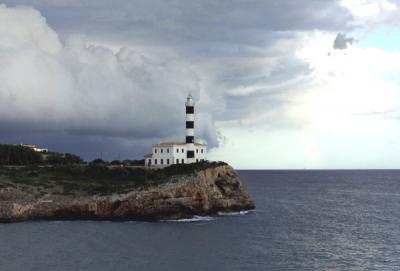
[122,159,145,166]
[89,159,108,167]
[0,160,228,195]
[0,144,43,165]
[110,160,122,166]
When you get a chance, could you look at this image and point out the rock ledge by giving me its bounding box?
[0,164,255,222]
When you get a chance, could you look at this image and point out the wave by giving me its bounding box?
[162,216,214,223]
[217,210,250,216]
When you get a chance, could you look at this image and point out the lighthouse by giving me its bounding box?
[185,93,195,163]
[144,94,207,167]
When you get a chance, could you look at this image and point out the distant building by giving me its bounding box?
[144,94,207,167]
[20,144,49,153]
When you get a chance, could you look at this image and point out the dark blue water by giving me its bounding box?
[1,170,400,271]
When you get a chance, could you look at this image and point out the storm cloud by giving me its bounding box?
[0,0,395,164]
[0,4,219,159]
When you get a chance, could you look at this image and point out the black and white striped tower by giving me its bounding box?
[185,93,195,163]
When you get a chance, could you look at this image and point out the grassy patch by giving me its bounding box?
[0,161,227,195]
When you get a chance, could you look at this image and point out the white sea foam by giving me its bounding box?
[217,210,250,216]
[162,216,214,223]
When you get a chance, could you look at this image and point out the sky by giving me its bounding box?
[0,0,399,169]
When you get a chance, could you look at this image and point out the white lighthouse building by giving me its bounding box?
[144,94,207,167]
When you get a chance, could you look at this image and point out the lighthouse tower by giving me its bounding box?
[185,93,195,163]
[143,93,207,167]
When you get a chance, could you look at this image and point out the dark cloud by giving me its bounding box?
[333,33,355,50]
[0,129,153,161]
[0,4,218,160]
[3,0,354,49]
[0,1,358,159]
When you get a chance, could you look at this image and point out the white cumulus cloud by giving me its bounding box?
[0,4,219,157]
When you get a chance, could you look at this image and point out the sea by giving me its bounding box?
[1,170,400,271]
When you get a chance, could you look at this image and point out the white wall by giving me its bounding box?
[172,146,187,164]
[151,146,175,166]
[195,146,207,162]
[147,145,207,167]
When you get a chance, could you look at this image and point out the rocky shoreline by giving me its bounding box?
[0,164,255,222]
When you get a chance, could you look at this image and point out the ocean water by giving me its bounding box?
[1,170,400,271]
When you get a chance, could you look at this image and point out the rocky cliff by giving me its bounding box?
[0,164,255,222]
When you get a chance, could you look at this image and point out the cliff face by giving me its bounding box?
[0,165,255,222]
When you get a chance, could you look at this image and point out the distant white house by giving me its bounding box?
[20,144,49,153]
[144,94,207,167]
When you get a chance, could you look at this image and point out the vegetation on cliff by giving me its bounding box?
[0,145,43,165]
[0,144,228,196]
[0,161,228,195]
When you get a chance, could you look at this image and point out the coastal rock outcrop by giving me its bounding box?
[0,164,255,222]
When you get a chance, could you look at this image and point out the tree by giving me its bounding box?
[46,152,84,165]
[89,158,108,167]
[0,144,43,165]
[110,160,122,166]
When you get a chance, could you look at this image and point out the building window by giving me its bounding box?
[187,151,194,158]
[167,159,170,164]
[167,148,169,153]
[181,159,184,164]
[176,159,179,164]
[161,149,163,153]
[161,159,164,165]
[176,149,179,153]
[155,149,157,153]
[182,148,184,153]
[201,149,203,153]
[196,149,198,153]
[155,159,157,165]
[196,159,199,162]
